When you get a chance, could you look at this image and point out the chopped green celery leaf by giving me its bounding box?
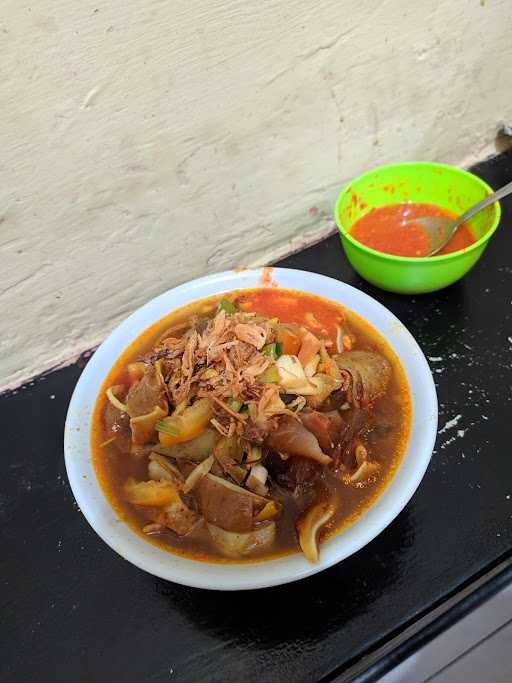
[263,342,282,360]
[246,445,262,463]
[259,366,280,384]
[229,399,243,412]
[155,420,179,436]
[218,298,236,314]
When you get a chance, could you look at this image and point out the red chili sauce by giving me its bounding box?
[350,203,476,257]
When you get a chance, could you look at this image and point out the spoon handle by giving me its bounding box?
[457,179,512,227]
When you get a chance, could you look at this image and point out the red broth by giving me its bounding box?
[350,203,475,257]
[92,289,411,563]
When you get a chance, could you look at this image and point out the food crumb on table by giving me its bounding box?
[439,414,462,433]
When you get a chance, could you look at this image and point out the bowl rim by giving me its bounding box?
[334,161,502,263]
[64,267,438,590]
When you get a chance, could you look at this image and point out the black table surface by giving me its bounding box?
[2,153,512,683]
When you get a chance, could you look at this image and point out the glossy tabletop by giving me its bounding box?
[2,152,512,682]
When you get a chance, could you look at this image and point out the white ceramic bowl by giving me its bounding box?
[64,268,437,590]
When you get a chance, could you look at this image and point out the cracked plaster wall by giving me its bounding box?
[1,0,511,389]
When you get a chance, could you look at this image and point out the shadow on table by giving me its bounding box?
[155,505,417,653]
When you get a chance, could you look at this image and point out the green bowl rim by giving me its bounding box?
[334,161,502,263]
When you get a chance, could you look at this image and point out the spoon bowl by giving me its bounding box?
[403,215,459,256]
[402,178,512,256]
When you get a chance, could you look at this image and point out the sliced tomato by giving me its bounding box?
[276,325,301,356]
[130,405,167,445]
[124,478,179,506]
[298,327,321,366]
[127,362,146,385]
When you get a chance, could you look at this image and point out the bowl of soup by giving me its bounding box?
[335,162,501,294]
[64,268,437,589]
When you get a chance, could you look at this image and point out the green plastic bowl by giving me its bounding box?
[334,162,501,294]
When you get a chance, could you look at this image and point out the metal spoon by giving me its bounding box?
[403,179,512,256]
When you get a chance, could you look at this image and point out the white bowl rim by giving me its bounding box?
[64,267,437,590]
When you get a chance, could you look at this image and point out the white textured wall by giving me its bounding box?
[1,1,511,389]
